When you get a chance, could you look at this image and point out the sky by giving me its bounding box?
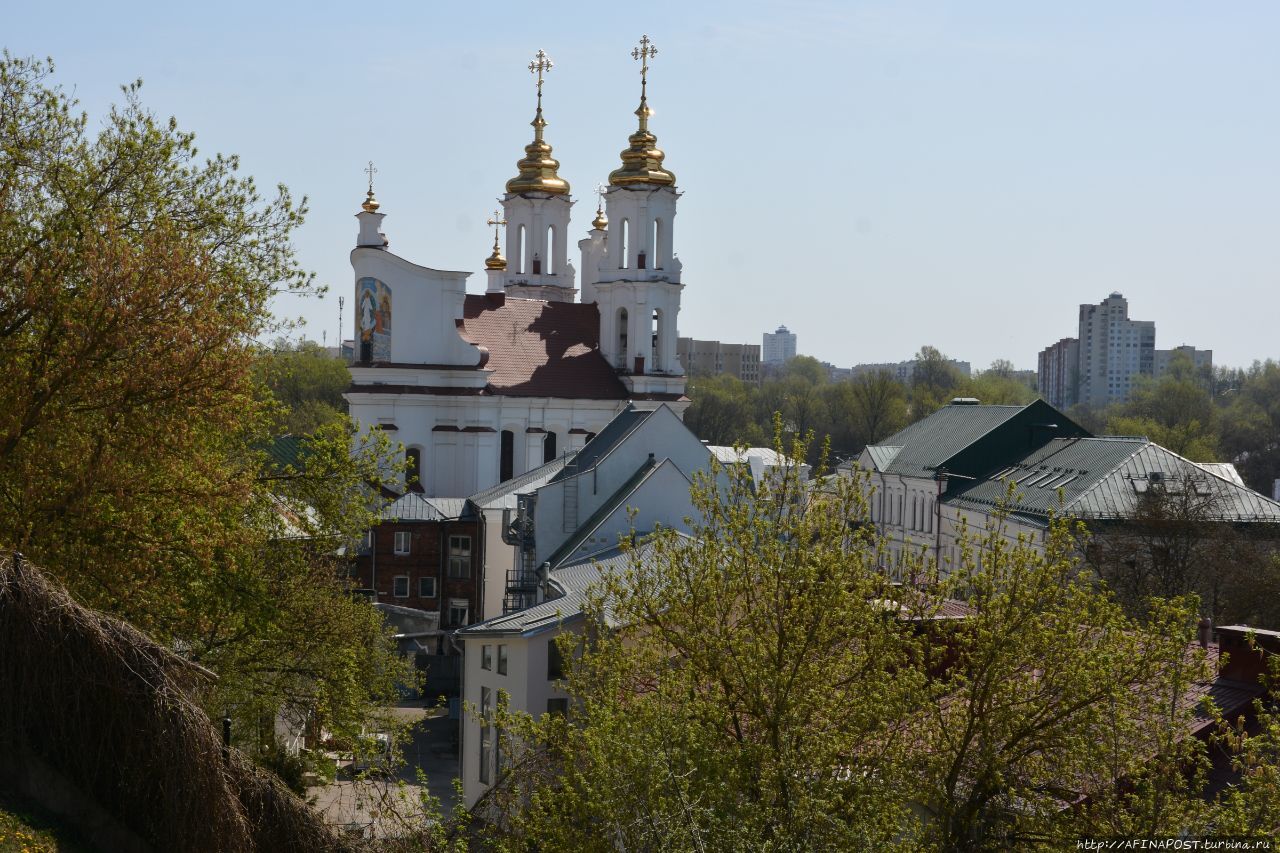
[7,1,1279,370]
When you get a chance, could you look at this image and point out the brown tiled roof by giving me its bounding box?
[461,296,630,400]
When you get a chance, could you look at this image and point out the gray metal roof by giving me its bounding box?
[380,493,450,522]
[459,536,684,637]
[543,457,665,569]
[549,405,650,483]
[467,452,579,510]
[866,404,1025,476]
[946,436,1280,526]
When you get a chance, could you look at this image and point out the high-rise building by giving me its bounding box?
[1037,338,1080,410]
[850,358,972,384]
[1154,345,1213,379]
[677,337,761,382]
[762,325,797,366]
[1075,293,1155,408]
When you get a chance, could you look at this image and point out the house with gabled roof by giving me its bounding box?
[855,399,1280,574]
[454,403,717,807]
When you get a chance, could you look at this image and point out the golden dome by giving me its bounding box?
[485,240,507,270]
[506,111,570,195]
[609,36,674,187]
[361,189,381,212]
[592,202,608,230]
[507,50,569,196]
[608,101,675,187]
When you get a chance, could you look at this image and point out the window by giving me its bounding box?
[547,698,569,717]
[497,644,508,675]
[545,225,555,275]
[479,686,492,785]
[418,576,436,598]
[500,430,514,482]
[448,535,472,578]
[394,531,411,555]
[405,447,422,492]
[548,638,565,680]
[448,598,469,627]
[495,689,509,777]
[543,432,557,464]
[481,644,492,671]
[514,224,525,275]
[619,218,629,268]
[392,575,409,598]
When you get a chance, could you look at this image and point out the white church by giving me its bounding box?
[346,42,689,498]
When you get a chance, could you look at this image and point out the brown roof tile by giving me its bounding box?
[461,296,630,400]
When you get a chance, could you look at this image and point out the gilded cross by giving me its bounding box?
[364,160,378,193]
[528,49,554,101]
[486,209,507,244]
[632,34,658,89]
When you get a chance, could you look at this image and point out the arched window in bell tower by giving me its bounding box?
[515,225,526,275]
[619,219,629,269]
[617,307,629,369]
[652,308,662,372]
[545,225,555,275]
[653,218,665,269]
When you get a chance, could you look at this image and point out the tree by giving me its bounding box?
[911,345,963,417]
[1220,360,1280,493]
[682,374,762,447]
[485,433,929,849]
[1107,352,1219,461]
[0,55,406,762]
[475,441,1212,850]
[913,510,1210,849]
[255,338,351,434]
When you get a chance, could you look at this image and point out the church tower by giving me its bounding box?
[493,49,576,303]
[586,35,686,398]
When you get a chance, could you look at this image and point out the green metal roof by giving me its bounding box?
[946,436,1280,526]
[866,404,1026,476]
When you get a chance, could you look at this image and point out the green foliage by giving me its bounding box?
[474,439,1219,850]
[255,338,351,435]
[0,54,407,777]
[485,432,926,849]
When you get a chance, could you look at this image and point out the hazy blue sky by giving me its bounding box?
[8,1,1279,370]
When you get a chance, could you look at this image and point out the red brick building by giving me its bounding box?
[354,493,485,654]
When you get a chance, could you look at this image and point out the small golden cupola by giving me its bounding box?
[484,210,507,270]
[609,34,675,187]
[506,49,570,195]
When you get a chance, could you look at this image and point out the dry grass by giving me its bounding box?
[0,553,357,852]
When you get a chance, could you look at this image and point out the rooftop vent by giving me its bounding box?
[951,397,981,406]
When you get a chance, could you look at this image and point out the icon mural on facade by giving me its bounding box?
[358,277,392,361]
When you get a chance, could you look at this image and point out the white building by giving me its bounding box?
[762,325,797,366]
[457,404,718,807]
[344,47,688,499]
[1154,345,1213,380]
[1075,292,1155,408]
[855,399,1280,574]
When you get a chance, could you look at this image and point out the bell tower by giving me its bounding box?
[587,35,685,398]
[494,49,576,303]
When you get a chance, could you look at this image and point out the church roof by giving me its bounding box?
[461,296,630,400]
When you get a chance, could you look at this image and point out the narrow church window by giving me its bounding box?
[500,430,514,482]
[531,253,541,275]
[545,225,555,275]
[651,309,662,371]
[619,219,629,269]
[617,308,629,369]
[406,447,422,492]
[515,225,525,274]
[653,218,663,269]
[543,432,557,464]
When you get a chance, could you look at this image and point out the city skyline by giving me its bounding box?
[7,1,1278,369]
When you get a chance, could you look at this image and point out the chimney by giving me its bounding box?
[1198,616,1212,650]
[1217,625,1280,686]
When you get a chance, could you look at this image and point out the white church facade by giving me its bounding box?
[345,42,689,498]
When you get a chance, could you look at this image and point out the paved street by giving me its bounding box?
[310,701,460,839]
